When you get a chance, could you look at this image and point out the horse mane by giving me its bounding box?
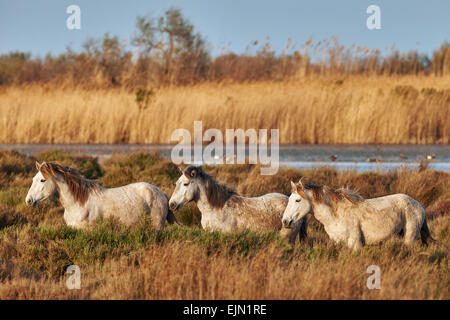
[184,166,239,209]
[39,162,99,205]
[301,182,364,209]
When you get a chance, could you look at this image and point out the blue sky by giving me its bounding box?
[1,0,449,58]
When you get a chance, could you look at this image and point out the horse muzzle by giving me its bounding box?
[169,201,180,211]
[25,197,38,208]
[282,218,294,229]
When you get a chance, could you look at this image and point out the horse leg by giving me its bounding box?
[347,236,363,251]
[347,226,363,251]
[142,186,169,230]
[404,221,420,246]
[150,202,167,230]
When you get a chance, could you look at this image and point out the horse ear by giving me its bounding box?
[298,177,307,188]
[290,181,297,193]
[177,162,188,174]
[35,161,41,171]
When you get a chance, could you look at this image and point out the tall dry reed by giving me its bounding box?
[0,76,449,144]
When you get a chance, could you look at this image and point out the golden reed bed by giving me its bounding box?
[0,76,449,145]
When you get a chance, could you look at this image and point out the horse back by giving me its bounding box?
[101,182,169,227]
[222,192,288,231]
[365,193,424,218]
[238,192,288,216]
[357,193,425,243]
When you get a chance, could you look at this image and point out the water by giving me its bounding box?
[277,144,450,172]
[1,144,449,172]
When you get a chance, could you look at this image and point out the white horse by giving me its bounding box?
[282,178,435,250]
[168,165,307,244]
[26,161,177,229]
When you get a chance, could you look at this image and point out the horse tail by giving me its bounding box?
[299,216,308,241]
[163,192,183,227]
[420,218,436,246]
[166,209,182,226]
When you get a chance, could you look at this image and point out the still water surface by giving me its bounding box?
[1,144,449,172]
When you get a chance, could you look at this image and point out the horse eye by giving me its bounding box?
[296,199,301,202]
[40,179,46,183]
[183,183,189,186]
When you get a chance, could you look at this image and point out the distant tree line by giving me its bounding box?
[1,8,450,88]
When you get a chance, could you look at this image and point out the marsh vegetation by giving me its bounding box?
[0,150,448,299]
